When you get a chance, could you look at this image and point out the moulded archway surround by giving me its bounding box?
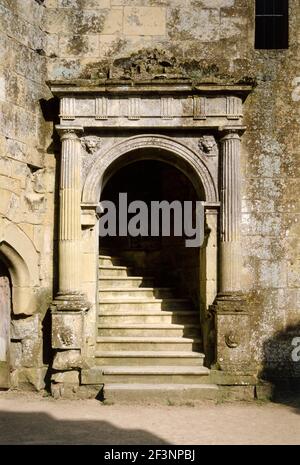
[82,135,218,205]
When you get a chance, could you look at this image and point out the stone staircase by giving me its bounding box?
[82,253,218,402]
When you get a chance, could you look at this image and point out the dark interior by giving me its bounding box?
[100,157,203,307]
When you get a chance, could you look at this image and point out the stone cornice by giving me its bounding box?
[48,79,253,98]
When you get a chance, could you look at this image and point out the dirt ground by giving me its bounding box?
[0,391,299,445]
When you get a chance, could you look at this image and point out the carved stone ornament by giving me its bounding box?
[225,332,239,349]
[24,167,46,212]
[81,136,101,154]
[112,49,185,80]
[80,47,257,83]
[198,135,218,157]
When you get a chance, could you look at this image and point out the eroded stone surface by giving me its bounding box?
[53,349,82,370]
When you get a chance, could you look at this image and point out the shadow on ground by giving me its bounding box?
[0,410,169,445]
[260,321,300,414]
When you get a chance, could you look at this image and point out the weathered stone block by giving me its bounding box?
[53,349,82,370]
[258,260,287,289]
[9,369,19,389]
[210,295,252,373]
[45,9,69,34]
[45,0,58,8]
[82,253,97,282]
[45,33,59,57]
[52,370,79,384]
[255,382,273,401]
[47,58,82,80]
[51,381,81,399]
[0,176,20,195]
[58,0,110,7]
[21,336,42,367]
[201,0,234,6]
[220,16,247,40]
[124,7,166,36]
[19,367,47,391]
[10,342,22,368]
[102,8,123,34]
[6,138,27,162]
[0,156,12,177]
[0,76,6,101]
[167,7,220,41]
[287,260,300,288]
[59,34,99,58]
[0,189,11,215]
[11,314,39,340]
[52,311,84,349]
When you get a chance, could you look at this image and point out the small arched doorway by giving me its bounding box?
[0,259,11,388]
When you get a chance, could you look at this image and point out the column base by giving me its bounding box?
[50,295,90,395]
[52,293,90,312]
[209,293,255,374]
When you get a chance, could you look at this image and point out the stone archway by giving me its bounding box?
[81,137,219,372]
[49,80,253,395]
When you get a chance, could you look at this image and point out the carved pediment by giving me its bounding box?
[111,48,185,80]
[82,48,257,85]
[85,48,187,80]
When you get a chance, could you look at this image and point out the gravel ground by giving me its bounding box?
[0,391,299,445]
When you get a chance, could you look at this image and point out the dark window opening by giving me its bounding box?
[255,0,289,49]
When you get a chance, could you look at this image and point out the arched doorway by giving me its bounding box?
[79,134,218,393]
[0,259,11,388]
[94,146,215,390]
[100,157,203,309]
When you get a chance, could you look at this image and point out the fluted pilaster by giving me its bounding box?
[219,128,244,293]
[58,128,83,296]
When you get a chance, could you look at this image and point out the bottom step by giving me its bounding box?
[102,383,219,404]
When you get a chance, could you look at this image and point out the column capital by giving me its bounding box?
[55,125,84,141]
[219,125,246,141]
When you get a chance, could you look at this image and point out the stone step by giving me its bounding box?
[99,288,174,299]
[94,350,205,366]
[96,336,202,352]
[98,311,199,325]
[99,265,132,277]
[97,323,200,337]
[102,383,219,403]
[99,298,193,312]
[98,277,155,289]
[99,255,122,267]
[82,365,210,385]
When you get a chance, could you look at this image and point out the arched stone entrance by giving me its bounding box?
[49,80,253,398]
[0,259,11,388]
[97,154,216,382]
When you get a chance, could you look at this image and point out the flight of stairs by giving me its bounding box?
[82,253,218,403]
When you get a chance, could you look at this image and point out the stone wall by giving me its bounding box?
[45,0,253,81]
[0,0,55,389]
[0,0,299,391]
[44,0,300,379]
